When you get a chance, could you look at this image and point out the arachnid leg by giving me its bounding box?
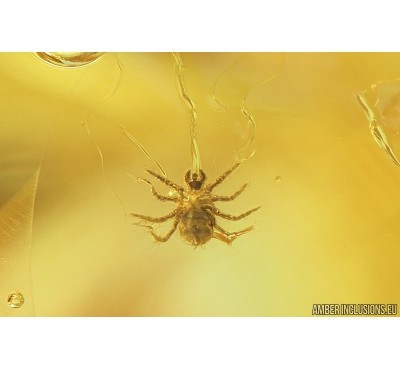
[213,224,255,244]
[130,209,178,223]
[205,162,240,192]
[152,219,179,242]
[211,183,248,202]
[151,219,179,242]
[147,169,185,195]
[134,219,179,243]
[214,206,260,221]
[138,178,179,202]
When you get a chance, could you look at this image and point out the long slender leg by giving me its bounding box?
[135,219,179,243]
[213,224,254,244]
[151,219,179,242]
[205,162,240,192]
[147,169,185,194]
[211,183,248,202]
[214,206,260,221]
[138,178,179,202]
[130,209,178,223]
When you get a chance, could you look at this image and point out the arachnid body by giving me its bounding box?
[131,162,260,247]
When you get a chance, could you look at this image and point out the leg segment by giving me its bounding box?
[138,178,179,202]
[130,209,178,223]
[205,162,241,192]
[147,169,185,194]
[151,219,179,242]
[211,183,248,202]
[214,206,260,221]
[135,219,179,243]
[213,224,254,244]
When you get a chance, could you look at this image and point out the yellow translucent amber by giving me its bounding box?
[1,52,399,316]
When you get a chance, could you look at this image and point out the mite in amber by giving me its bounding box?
[131,162,260,247]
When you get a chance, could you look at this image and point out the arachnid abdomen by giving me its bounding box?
[179,207,214,246]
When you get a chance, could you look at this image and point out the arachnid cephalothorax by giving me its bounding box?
[131,162,260,247]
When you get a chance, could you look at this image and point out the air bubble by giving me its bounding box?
[275,176,282,182]
[34,52,105,68]
[7,292,24,308]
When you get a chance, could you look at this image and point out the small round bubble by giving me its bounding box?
[7,292,25,308]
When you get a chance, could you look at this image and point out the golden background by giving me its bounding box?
[0,52,399,316]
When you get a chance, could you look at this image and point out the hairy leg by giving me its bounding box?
[151,219,179,242]
[205,162,241,192]
[213,224,254,244]
[130,208,178,223]
[214,206,260,221]
[147,169,185,195]
[211,183,248,202]
[134,219,179,243]
[138,177,179,202]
